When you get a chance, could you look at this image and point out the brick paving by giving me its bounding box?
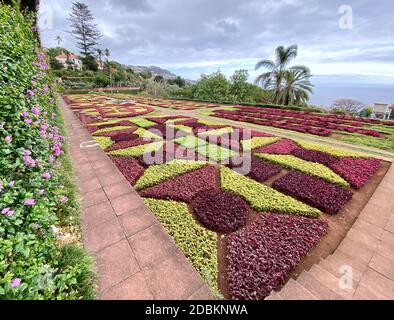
[60,97,212,300]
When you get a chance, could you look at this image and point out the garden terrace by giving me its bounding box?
[64,93,392,300]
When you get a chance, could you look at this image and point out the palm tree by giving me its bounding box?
[54,35,63,47]
[255,45,310,104]
[279,69,314,105]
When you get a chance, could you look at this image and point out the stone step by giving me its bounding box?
[326,250,368,283]
[297,271,343,300]
[308,264,355,300]
[264,291,283,300]
[277,278,317,300]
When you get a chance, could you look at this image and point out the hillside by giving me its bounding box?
[128,65,177,79]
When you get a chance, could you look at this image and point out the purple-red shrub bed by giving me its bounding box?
[308,127,331,136]
[148,124,189,138]
[140,166,217,202]
[106,138,151,152]
[329,157,382,189]
[147,116,190,124]
[191,189,251,233]
[94,127,136,138]
[109,155,145,185]
[272,171,353,214]
[229,157,282,182]
[226,212,328,300]
[112,132,139,143]
[254,139,299,154]
[291,148,338,166]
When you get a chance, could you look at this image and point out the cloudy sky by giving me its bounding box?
[39,0,394,85]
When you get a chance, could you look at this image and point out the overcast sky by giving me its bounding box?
[38,0,394,83]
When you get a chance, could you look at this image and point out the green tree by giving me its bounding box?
[68,1,102,58]
[229,69,250,102]
[154,75,164,82]
[81,54,98,71]
[194,71,230,101]
[49,57,64,70]
[255,45,310,104]
[279,69,314,105]
[168,76,186,87]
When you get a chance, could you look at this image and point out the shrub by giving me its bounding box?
[134,160,206,190]
[220,167,321,217]
[253,139,299,154]
[291,148,338,166]
[143,198,218,293]
[174,136,208,149]
[191,189,250,233]
[107,141,164,157]
[129,117,156,128]
[93,136,114,150]
[227,213,328,300]
[241,137,281,151]
[196,144,235,162]
[256,154,349,187]
[109,156,144,185]
[0,5,93,299]
[329,157,381,189]
[273,171,353,214]
[140,166,217,202]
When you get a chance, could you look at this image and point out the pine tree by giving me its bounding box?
[68,1,102,58]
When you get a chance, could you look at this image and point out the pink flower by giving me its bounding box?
[8,181,14,187]
[11,278,21,288]
[42,85,49,93]
[21,111,28,118]
[31,106,40,115]
[59,196,69,204]
[41,172,51,179]
[1,207,12,215]
[24,198,36,206]
[0,181,3,192]
[4,136,12,143]
[24,118,32,125]
[27,90,34,97]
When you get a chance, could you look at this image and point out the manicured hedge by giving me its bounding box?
[93,136,114,150]
[196,144,235,162]
[227,213,328,300]
[107,140,164,157]
[220,167,321,217]
[273,171,353,214]
[230,157,282,183]
[255,154,349,187]
[191,189,250,233]
[109,156,145,185]
[329,157,382,189]
[241,136,281,151]
[143,198,219,294]
[0,5,93,299]
[139,166,217,202]
[291,148,338,166]
[129,117,156,128]
[254,139,299,154]
[134,160,206,190]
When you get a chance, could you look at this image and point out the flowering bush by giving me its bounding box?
[191,189,250,233]
[329,157,382,189]
[227,213,328,300]
[273,171,353,214]
[0,5,93,299]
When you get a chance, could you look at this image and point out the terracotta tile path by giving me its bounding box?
[60,97,212,300]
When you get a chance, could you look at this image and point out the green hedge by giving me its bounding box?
[0,4,94,299]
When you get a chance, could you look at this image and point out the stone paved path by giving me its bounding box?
[60,97,212,300]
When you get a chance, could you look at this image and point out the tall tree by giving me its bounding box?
[280,69,314,105]
[255,45,309,104]
[54,35,63,47]
[68,2,102,58]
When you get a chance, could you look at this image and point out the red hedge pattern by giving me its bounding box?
[230,157,282,182]
[140,165,217,202]
[226,212,328,300]
[272,171,353,214]
[291,148,338,166]
[329,157,382,189]
[191,189,251,233]
[254,139,299,154]
[109,155,145,185]
[105,138,151,152]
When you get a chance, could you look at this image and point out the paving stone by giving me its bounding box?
[110,192,145,216]
[101,272,154,300]
[187,285,214,300]
[352,284,388,300]
[74,162,93,175]
[82,188,108,208]
[353,219,384,240]
[277,278,317,300]
[369,253,394,281]
[79,176,101,192]
[376,241,394,261]
[380,230,394,245]
[84,217,125,253]
[337,237,374,264]
[308,264,355,299]
[264,291,283,300]
[92,158,114,170]
[119,207,158,238]
[326,250,367,283]
[346,228,380,251]
[128,224,176,267]
[297,270,343,300]
[103,181,133,199]
[143,251,203,300]
[97,240,140,292]
[385,215,394,233]
[358,268,394,299]
[82,201,115,228]
[358,204,391,229]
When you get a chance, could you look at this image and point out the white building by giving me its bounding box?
[55,52,83,70]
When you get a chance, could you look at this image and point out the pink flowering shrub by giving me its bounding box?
[140,166,217,202]
[226,213,328,300]
[329,157,382,189]
[273,171,353,214]
[191,189,251,233]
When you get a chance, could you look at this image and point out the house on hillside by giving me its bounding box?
[55,52,83,70]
